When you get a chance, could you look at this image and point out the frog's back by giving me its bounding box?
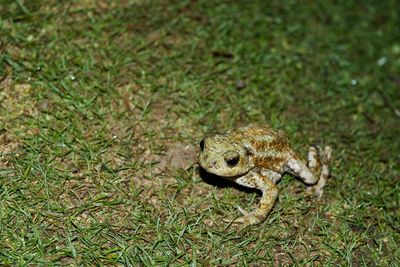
[230,123,291,172]
[232,123,289,147]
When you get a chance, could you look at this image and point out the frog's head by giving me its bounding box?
[198,134,254,178]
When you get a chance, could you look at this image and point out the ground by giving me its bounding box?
[0,0,399,265]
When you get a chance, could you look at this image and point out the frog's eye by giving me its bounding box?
[226,156,240,167]
[199,139,205,152]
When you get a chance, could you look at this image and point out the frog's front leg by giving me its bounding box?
[230,171,279,227]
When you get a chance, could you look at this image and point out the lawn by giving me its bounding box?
[1,0,399,265]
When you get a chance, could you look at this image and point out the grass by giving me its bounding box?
[1,0,399,265]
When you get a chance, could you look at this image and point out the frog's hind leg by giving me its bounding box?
[307,145,332,199]
[307,145,321,174]
[285,153,319,185]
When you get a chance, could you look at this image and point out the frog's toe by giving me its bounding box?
[306,186,324,200]
[232,214,261,227]
[237,206,250,216]
[322,146,332,163]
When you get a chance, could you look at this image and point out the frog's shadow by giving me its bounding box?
[198,166,261,196]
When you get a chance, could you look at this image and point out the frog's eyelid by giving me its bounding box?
[243,145,254,156]
[204,132,220,137]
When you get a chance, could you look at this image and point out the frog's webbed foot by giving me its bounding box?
[223,206,265,229]
[223,173,279,229]
[306,145,332,199]
[235,206,261,226]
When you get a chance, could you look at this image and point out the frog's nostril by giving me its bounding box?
[199,139,205,152]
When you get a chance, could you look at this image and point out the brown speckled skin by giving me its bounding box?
[198,123,332,227]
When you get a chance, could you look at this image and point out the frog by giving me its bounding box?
[198,123,332,227]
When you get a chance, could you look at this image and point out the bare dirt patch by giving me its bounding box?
[156,142,197,171]
[0,76,39,168]
[0,75,39,134]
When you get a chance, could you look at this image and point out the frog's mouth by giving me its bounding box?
[197,162,251,180]
[199,164,246,178]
